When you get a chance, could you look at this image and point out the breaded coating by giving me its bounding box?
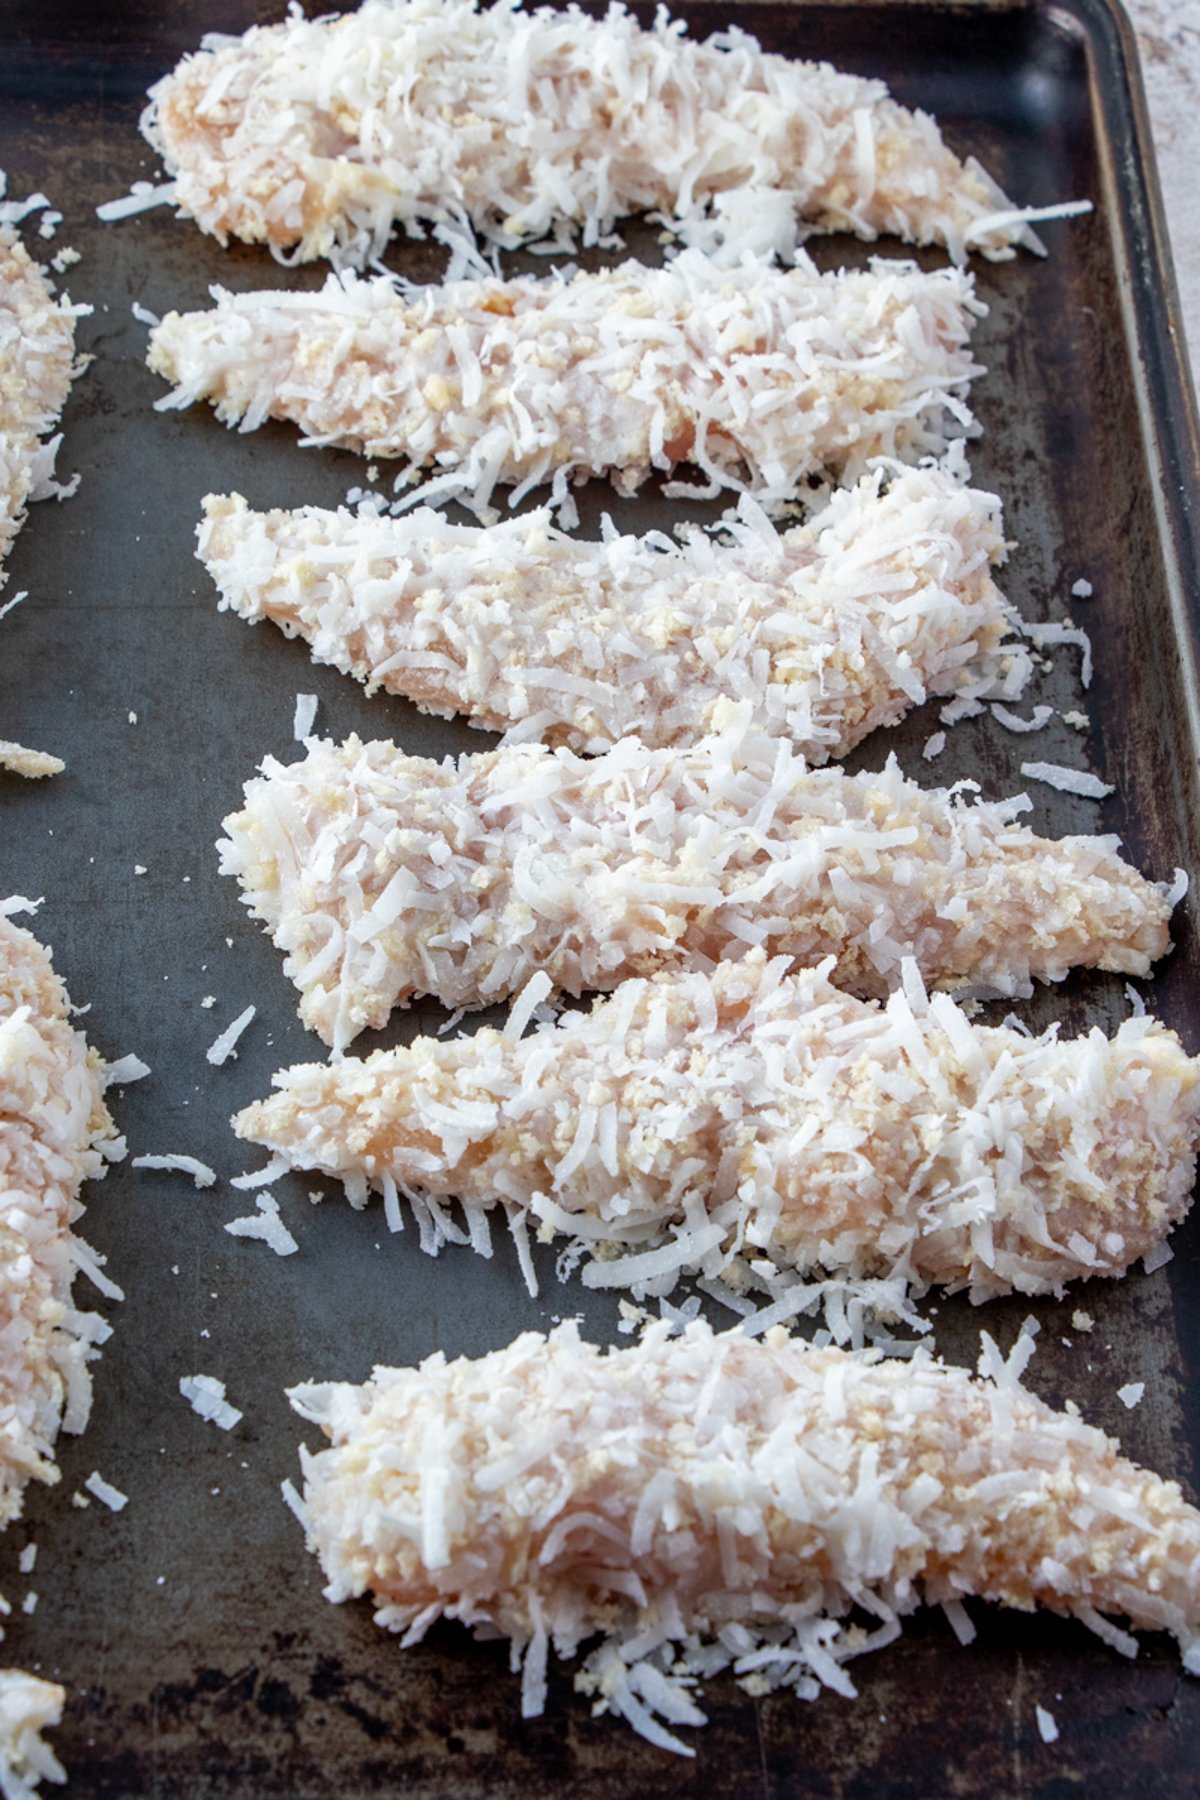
[199,468,1028,757]
[289,1319,1200,1753]
[0,1670,65,1798]
[218,727,1173,1051]
[142,0,1039,268]
[0,230,82,591]
[148,252,983,515]
[0,916,121,1525]
[236,956,1200,1302]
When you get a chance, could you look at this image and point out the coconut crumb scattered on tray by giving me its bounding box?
[991,703,1053,734]
[1026,621,1093,688]
[292,693,318,740]
[1071,1310,1094,1333]
[179,1374,243,1430]
[205,1004,255,1066]
[1035,1705,1059,1744]
[131,1153,216,1188]
[223,1192,299,1257]
[83,1471,127,1513]
[1117,1383,1145,1410]
[1019,761,1114,799]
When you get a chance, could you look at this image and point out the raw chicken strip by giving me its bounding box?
[236,955,1200,1302]
[0,1671,65,1798]
[142,0,1044,268]
[0,226,84,591]
[199,468,1029,757]
[148,252,983,516]
[289,1319,1200,1755]
[217,726,1173,1050]
[0,915,122,1525]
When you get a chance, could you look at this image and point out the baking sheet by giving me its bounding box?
[2,0,1200,1791]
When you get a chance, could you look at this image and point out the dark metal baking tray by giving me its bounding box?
[2,0,1200,1791]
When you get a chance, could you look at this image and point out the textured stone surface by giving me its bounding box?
[1131,0,1200,391]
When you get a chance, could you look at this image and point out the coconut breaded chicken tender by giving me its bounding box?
[0,229,79,590]
[148,252,983,515]
[289,1320,1200,1754]
[0,916,121,1523]
[218,728,1174,1051]
[199,468,1028,758]
[236,957,1200,1302]
[142,0,1040,268]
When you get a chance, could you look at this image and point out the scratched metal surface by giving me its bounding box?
[0,0,1199,1792]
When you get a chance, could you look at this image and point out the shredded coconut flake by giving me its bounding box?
[104,1054,151,1086]
[132,1153,216,1188]
[94,180,178,222]
[223,1191,299,1257]
[1019,761,1113,800]
[83,1471,128,1513]
[292,692,318,740]
[205,1004,255,1066]
[1035,1704,1059,1744]
[1117,1383,1145,1410]
[179,1373,243,1430]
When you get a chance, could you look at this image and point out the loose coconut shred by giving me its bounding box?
[217,722,1173,1051]
[288,1320,1200,1757]
[236,955,1200,1304]
[0,914,123,1529]
[199,466,1030,756]
[148,252,984,518]
[140,0,1051,268]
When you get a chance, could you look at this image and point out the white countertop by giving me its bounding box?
[1128,0,1200,392]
